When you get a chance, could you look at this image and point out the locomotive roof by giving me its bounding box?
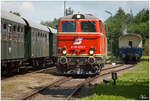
[24,19,50,32]
[61,14,98,19]
[1,10,26,25]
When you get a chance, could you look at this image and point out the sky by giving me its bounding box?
[1,0,149,23]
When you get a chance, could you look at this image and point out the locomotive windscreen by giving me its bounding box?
[81,21,96,32]
[61,21,76,32]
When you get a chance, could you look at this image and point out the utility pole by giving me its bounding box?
[64,1,66,16]
[105,10,113,58]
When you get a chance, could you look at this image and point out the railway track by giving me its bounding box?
[20,64,136,100]
[66,64,136,100]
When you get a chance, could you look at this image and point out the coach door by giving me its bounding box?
[24,26,31,58]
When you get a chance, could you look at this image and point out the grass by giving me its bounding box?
[83,56,149,100]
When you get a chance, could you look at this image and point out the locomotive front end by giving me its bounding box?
[56,14,107,75]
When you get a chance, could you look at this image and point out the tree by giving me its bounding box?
[127,9,149,43]
[105,8,149,56]
[40,18,59,29]
[105,8,127,56]
[66,7,74,16]
[9,11,21,17]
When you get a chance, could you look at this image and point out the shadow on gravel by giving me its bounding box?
[79,80,149,100]
[28,86,75,99]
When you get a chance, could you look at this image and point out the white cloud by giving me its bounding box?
[20,2,35,12]
[121,1,130,14]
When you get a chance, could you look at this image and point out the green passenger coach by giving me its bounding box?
[1,10,57,75]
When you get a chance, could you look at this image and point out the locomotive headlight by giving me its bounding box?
[89,50,94,55]
[62,50,67,55]
[77,14,81,19]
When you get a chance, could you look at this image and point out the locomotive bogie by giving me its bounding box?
[56,56,105,74]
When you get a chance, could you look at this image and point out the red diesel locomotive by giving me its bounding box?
[56,14,107,75]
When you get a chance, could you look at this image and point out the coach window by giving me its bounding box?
[3,23,7,30]
[61,21,76,32]
[13,25,16,32]
[38,32,40,40]
[45,34,47,39]
[8,24,12,33]
[41,33,42,37]
[42,33,44,38]
[40,33,42,40]
[41,33,42,40]
[32,32,34,40]
[21,27,24,33]
[17,26,20,32]
[45,34,47,40]
[35,32,37,41]
[81,21,96,32]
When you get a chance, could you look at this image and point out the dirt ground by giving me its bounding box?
[1,64,135,100]
[1,69,64,100]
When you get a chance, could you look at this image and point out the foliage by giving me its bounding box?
[66,7,74,16]
[127,9,149,44]
[40,7,74,29]
[40,18,59,29]
[9,11,21,17]
[143,39,149,56]
[105,8,149,56]
[83,56,149,100]
[105,8,127,56]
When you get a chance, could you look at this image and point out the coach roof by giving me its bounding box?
[48,27,57,33]
[24,19,49,32]
[1,10,26,25]
[61,14,98,19]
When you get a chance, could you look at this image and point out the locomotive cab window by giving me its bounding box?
[61,21,76,32]
[99,22,102,32]
[81,21,96,32]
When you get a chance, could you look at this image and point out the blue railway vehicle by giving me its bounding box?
[119,34,143,63]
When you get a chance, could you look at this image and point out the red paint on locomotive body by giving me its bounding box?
[56,14,107,74]
[57,19,107,57]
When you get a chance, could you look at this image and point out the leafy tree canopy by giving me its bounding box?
[104,8,149,55]
[10,11,21,17]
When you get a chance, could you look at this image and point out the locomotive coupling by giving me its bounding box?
[88,56,96,64]
[59,56,68,64]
